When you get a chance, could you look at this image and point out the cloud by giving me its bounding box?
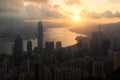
[23,0,49,6]
[0,0,26,18]
[102,10,120,18]
[40,7,63,19]
[110,0,120,3]
[65,0,81,6]
[82,10,120,19]
[0,0,64,19]
[24,0,48,4]
[23,0,61,19]
[25,3,64,19]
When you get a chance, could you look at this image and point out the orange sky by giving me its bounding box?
[22,0,120,24]
[0,0,120,25]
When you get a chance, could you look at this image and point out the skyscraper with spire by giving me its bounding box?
[38,21,43,54]
[27,41,32,58]
[13,35,23,66]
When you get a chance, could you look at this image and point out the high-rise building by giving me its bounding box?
[112,36,120,50]
[90,32,99,56]
[56,41,62,50]
[38,21,43,54]
[27,41,32,58]
[13,35,23,66]
[45,41,54,54]
[90,28,105,57]
[0,54,11,80]
[114,51,120,69]
[102,39,110,56]
[34,62,46,80]
[93,61,104,77]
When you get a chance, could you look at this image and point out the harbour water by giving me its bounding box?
[0,27,80,55]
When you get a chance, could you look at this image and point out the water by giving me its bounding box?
[0,27,80,55]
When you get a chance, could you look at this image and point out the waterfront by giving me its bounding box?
[0,27,81,54]
[24,27,81,50]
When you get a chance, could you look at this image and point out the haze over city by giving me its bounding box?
[0,0,120,33]
[0,0,120,80]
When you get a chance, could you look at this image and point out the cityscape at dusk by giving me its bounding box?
[0,0,120,80]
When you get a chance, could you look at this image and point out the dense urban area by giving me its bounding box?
[0,21,120,80]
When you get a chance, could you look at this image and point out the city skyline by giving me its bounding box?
[0,1,120,80]
[0,21,120,80]
[0,0,120,40]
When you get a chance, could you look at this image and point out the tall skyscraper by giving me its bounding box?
[45,41,54,54]
[13,35,23,66]
[114,51,120,69]
[34,62,45,80]
[38,21,43,54]
[56,41,62,50]
[27,41,32,58]
[90,27,105,57]
[90,32,99,56]
[93,61,104,77]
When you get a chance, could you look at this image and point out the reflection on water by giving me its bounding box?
[44,27,80,47]
[0,27,81,54]
[24,27,80,51]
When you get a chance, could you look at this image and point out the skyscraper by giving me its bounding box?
[114,51,120,69]
[13,35,23,66]
[90,28,105,57]
[27,41,32,58]
[45,41,54,54]
[38,21,43,54]
[56,41,62,50]
[34,62,45,80]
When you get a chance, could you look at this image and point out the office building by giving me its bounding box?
[56,41,62,50]
[114,51,120,69]
[93,61,104,77]
[113,36,120,50]
[13,35,23,66]
[34,62,46,80]
[37,21,43,54]
[27,41,32,58]
[45,41,54,54]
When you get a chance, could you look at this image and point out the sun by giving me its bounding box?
[73,14,80,21]
[72,14,80,22]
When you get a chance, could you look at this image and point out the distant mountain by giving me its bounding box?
[102,22,120,36]
[0,19,37,39]
[70,22,120,36]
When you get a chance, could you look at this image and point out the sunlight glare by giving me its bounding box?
[23,2,29,6]
[73,14,80,21]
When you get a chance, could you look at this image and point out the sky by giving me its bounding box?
[0,0,120,48]
[0,0,120,24]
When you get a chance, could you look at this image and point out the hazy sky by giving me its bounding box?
[0,0,120,46]
[0,0,120,24]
